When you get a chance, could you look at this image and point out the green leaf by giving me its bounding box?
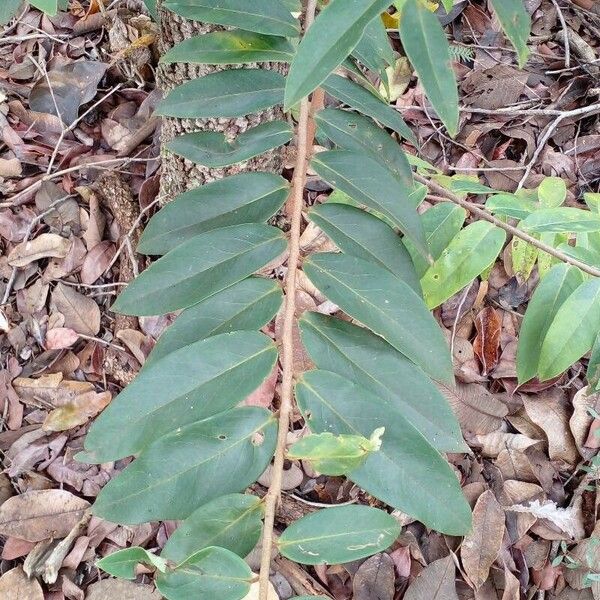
[303,253,454,383]
[162,494,264,563]
[143,0,157,19]
[521,207,600,233]
[421,221,506,309]
[537,233,567,278]
[92,407,277,523]
[284,0,392,109]
[299,312,466,452]
[81,331,277,463]
[446,178,496,194]
[163,0,300,37]
[353,16,396,74]
[114,224,286,315]
[147,278,282,364]
[30,0,57,15]
[296,370,471,534]
[315,108,413,184]
[538,177,567,207]
[486,194,537,220]
[489,0,531,67]
[511,225,538,282]
[309,203,421,293]
[516,264,585,384]
[0,0,22,24]
[161,30,296,64]
[538,278,600,381]
[441,0,454,12]
[587,334,600,391]
[278,505,400,565]
[322,74,414,141]
[311,150,428,256]
[138,173,289,255]
[157,69,285,118]
[557,242,600,269]
[156,547,252,600]
[97,547,167,580]
[166,121,293,168]
[399,0,459,136]
[288,430,383,475]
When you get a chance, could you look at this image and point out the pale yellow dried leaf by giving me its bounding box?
[8,233,71,267]
[43,390,111,431]
[13,373,94,405]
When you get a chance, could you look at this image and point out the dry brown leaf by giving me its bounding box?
[499,480,544,539]
[0,157,22,178]
[563,522,600,590]
[0,566,44,600]
[473,306,502,375]
[549,589,594,600]
[244,580,279,600]
[473,431,541,458]
[243,364,277,408]
[8,233,71,267]
[502,567,520,600]
[46,327,80,350]
[14,373,94,404]
[0,490,90,542]
[80,241,116,284]
[403,555,459,600]
[570,387,600,459]
[461,490,505,590]
[116,328,153,365]
[508,500,585,540]
[51,283,101,336]
[43,391,111,432]
[353,553,395,600]
[85,579,162,600]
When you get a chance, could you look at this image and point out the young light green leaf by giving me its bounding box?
[538,278,600,381]
[156,547,252,600]
[166,121,293,167]
[278,505,400,565]
[311,150,428,255]
[157,69,285,118]
[113,224,286,315]
[30,0,57,15]
[138,173,289,255]
[421,221,506,309]
[486,194,537,220]
[556,242,600,269]
[490,0,531,67]
[309,203,421,292]
[162,494,264,563]
[296,369,471,535]
[284,0,392,109]
[511,225,538,283]
[446,178,496,194]
[353,16,396,74]
[92,407,277,523]
[399,0,459,136]
[516,264,584,384]
[161,30,295,64]
[322,74,414,141]
[303,253,454,383]
[287,430,383,475]
[147,278,282,364]
[315,108,413,184]
[299,312,466,452]
[163,0,300,37]
[521,207,600,233]
[97,547,167,580]
[81,331,277,463]
[538,177,567,207]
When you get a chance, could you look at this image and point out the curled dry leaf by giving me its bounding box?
[43,390,111,432]
[403,555,459,600]
[353,553,395,600]
[461,490,505,590]
[8,233,72,267]
[51,283,101,336]
[499,480,544,540]
[0,489,90,542]
[473,431,542,458]
[46,327,80,350]
[0,566,43,600]
[570,387,600,459]
[507,500,585,540]
[473,306,502,375]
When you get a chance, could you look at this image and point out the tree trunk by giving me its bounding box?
[156,3,287,203]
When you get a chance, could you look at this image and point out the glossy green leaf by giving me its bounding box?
[311,150,428,255]
[521,207,600,233]
[97,547,167,580]
[30,0,57,15]
[587,334,600,391]
[315,108,413,184]
[421,221,506,309]
[309,203,421,292]
[93,407,277,523]
[138,173,288,255]
[303,253,454,383]
[486,194,537,220]
[278,504,400,565]
[81,331,277,463]
[297,370,471,534]
[538,177,567,207]
[157,69,285,118]
[557,242,600,269]
[147,278,282,364]
[161,30,295,64]
[353,16,396,74]
[322,74,414,141]
[166,121,293,168]
[490,0,531,67]
[517,264,585,384]
[156,547,252,600]
[539,278,600,381]
[163,0,300,37]
[299,312,466,452]
[284,0,391,109]
[0,0,22,24]
[162,494,264,563]
[447,178,496,195]
[399,0,459,136]
[114,224,286,315]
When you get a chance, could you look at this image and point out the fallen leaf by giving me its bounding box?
[461,490,505,590]
[0,566,44,600]
[243,580,279,600]
[43,391,111,431]
[499,480,544,539]
[46,328,80,350]
[115,329,153,366]
[507,500,584,540]
[85,579,162,600]
[502,567,520,600]
[81,241,116,284]
[0,490,90,542]
[570,387,600,459]
[353,553,395,600]
[473,306,502,375]
[243,364,277,408]
[14,373,94,404]
[0,157,22,178]
[473,431,541,458]
[51,283,101,336]
[8,234,71,267]
[404,555,459,600]
[563,522,600,590]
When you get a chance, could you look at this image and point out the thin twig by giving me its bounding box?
[258,3,318,598]
[415,174,600,278]
[551,0,571,68]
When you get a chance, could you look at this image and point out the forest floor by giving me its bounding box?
[1,1,600,599]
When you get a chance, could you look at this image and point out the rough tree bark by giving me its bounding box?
[156,2,288,203]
